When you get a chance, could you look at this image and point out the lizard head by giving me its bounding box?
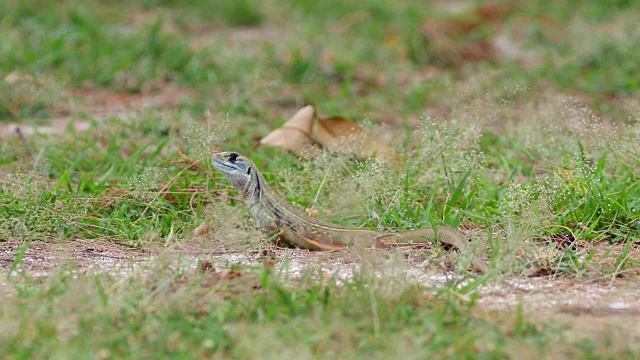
[212,152,260,201]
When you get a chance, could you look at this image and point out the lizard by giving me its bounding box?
[212,151,486,272]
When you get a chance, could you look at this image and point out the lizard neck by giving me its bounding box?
[245,168,312,226]
[243,169,264,207]
[243,169,281,228]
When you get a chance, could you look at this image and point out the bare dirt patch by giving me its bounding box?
[2,237,639,338]
[0,83,195,137]
[0,239,150,276]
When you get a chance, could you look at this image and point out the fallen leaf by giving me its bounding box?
[260,105,316,156]
[312,116,396,162]
[261,106,397,163]
[260,128,315,155]
[279,104,315,136]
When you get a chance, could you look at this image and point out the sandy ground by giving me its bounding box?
[1,238,639,339]
[0,83,194,137]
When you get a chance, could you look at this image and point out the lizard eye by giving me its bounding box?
[247,166,251,175]
[228,152,239,163]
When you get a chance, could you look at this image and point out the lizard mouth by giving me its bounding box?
[213,160,240,171]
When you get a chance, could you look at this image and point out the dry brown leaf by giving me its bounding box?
[312,116,396,163]
[281,104,315,135]
[312,116,366,145]
[260,105,316,156]
[261,106,397,163]
[260,127,316,156]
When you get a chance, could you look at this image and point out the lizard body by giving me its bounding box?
[212,152,485,271]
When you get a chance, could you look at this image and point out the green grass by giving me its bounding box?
[1,263,624,359]
[1,0,640,357]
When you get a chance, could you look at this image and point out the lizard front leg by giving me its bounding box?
[260,215,332,250]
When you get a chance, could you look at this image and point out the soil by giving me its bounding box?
[1,238,639,339]
[0,83,194,137]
